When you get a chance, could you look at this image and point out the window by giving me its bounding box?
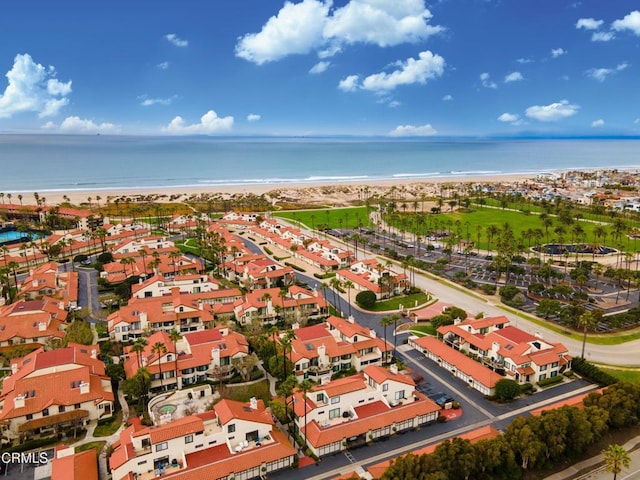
[42,408,49,417]
[75,403,81,409]
[395,390,405,400]
[26,414,33,420]
[185,435,193,444]
[156,442,168,452]
[228,424,235,433]
[58,406,66,413]
[540,365,547,371]
[331,396,340,404]
[552,361,559,368]
[329,408,340,419]
[539,373,547,381]
[316,393,324,402]
[382,384,389,392]
[550,371,558,377]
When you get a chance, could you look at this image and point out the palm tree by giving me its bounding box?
[169,250,181,276]
[151,341,168,391]
[380,316,394,364]
[139,247,149,276]
[391,313,401,357]
[168,329,182,389]
[298,379,315,451]
[342,280,354,317]
[602,444,631,480]
[577,311,595,359]
[131,337,148,369]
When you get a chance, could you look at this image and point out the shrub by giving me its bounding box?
[494,378,520,401]
[97,252,114,264]
[572,357,618,386]
[499,285,520,301]
[73,254,88,263]
[480,284,496,295]
[537,375,564,388]
[355,290,377,309]
[263,246,273,255]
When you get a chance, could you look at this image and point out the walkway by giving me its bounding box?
[545,434,640,480]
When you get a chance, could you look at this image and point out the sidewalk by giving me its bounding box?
[544,434,640,480]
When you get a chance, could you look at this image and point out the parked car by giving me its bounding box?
[435,395,454,406]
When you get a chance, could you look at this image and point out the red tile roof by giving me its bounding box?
[51,449,98,480]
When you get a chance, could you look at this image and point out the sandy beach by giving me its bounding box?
[31,173,536,208]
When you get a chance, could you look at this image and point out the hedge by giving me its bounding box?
[572,357,618,386]
[537,375,564,388]
[284,262,306,272]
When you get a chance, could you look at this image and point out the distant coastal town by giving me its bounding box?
[0,168,639,480]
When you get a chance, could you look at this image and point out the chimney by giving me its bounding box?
[38,322,47,332]
[370,329,376,338]
[390,364,398,375]
[10,363,18,375]
[291,322,300,330]
[13,394,25,409]
[90,349,97,359]
[199,302,204,311]
[142,356,147,367]
[249,397,258,410]
[211,347,221,367]
[454,317,462,325]
[79,381,90,394]
[32,280,38,288]
[347,315,355,324]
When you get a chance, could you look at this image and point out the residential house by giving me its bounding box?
[0,298,67,350]
[291,365,440,457]
[232,285,328,326]
[123,328,249,391]
[109,398,296,480]
[18,262,78,310]
[132,274,221,299]
[336,259,408,300]
[288,315,392,383]
[0,344,114,440]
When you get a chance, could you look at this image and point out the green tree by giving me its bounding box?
[494,378,520,402]
[504,416,544,469]
[151,341,167,391]
[298,379,315,450]
[355,290,376,309]
[168,329,183,387]
[380,315,394,364]
[602,444,631,480]
[536,298,562,319]
[122,367,151,409]
[131,337,148,369]
[578,311,596,358]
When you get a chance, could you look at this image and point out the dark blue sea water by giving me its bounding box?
[0,135,638,193]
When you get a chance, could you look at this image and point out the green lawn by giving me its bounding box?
[175,238,201,255]
[387,205,635,253]
[93,411,122,437]
[599,368,640,383]
[361,292,429,312]
[409,324,437,336]
[75,440,106,454]
[222,379,271,405]
[274,206,371,230]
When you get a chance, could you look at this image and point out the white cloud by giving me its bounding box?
[497,113,520,123]
[387,100,401,108]
[235,0,331,64]
[354,50,445,92]
[612,10,640,35]
[41,116,119,134]
[338,74,360,92]
[587,62,628,82]
[309,61,330,74]
[442,94,453,101]
[388,123,437,136]
[164,33,188,47]
[504,71,523,83]
[516,58,532,64]
[163,110,233,135]
[479,72,497,89]
[551,48,567,58]
[235,0,442,65]
[576,18,603,30]
[247,113,261,122]
[525,99,579,122]
[157,61,169,70]
[591,31,615,42]
[0,53,72,118]
[324,0,443,47]
[591,119,605,127]
[138,95,176,107]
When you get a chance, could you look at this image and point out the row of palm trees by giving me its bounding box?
[129,329,183,392]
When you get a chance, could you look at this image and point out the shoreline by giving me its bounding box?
[19,173,537,207]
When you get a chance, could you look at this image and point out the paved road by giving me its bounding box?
[77,267,101,323]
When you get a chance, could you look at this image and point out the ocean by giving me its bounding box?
[0,135,638,193]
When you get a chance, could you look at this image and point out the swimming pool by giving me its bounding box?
[0,228,46,246]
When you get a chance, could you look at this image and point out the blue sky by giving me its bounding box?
[0,0,639,136]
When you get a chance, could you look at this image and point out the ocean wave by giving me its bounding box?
[392,172,441,178]
[448,170,503,175]
[305,175,370,181]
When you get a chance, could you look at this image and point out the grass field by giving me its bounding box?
[274,206,371,229]
[363,292,429,312]
[599,367,640,383]
[388,205,636,253]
